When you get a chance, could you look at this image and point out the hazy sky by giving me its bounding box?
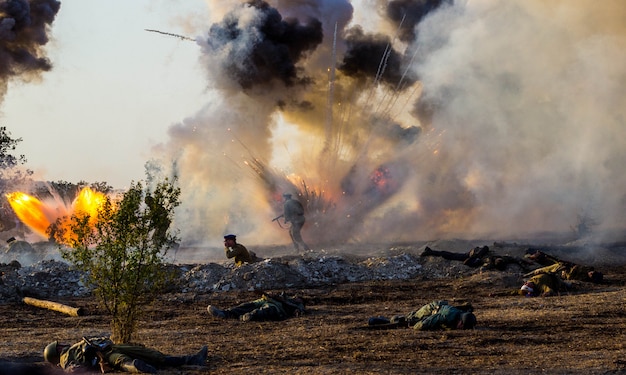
[1,0,211,189]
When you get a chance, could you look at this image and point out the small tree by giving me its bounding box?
[53,177,181,343]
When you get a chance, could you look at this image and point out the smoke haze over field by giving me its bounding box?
[148,0,626,249]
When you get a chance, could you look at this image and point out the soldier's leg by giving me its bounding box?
[108,350,158,373]
[241,304,285,322]
[227,300,265,318]
[163,346,208,367]
[421,248,468,261]
[291,222,310,251]
[120,359,157,373]
[288,226,301,251]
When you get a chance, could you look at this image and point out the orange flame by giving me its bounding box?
[72,187,107,226]
[5,192,54,238]
[6,187,107,239]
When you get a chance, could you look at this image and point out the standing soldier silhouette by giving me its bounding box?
[282,193,311,252]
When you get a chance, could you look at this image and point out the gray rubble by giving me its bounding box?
[1,252,429,302]
[2,238,624,304]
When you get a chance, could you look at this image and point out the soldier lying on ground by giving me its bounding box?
[368,300,476,331]
[524,249,603,283]
[208,292,305,322]
[421,245,534,272]
[520,273,571,297]
[43,336,208,373]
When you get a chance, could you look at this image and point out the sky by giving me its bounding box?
[1,0,211,189]
[2,0,626,249]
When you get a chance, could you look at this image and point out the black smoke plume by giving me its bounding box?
[338,26,414,89]
[206,0,323,90]
[0,0,60,100]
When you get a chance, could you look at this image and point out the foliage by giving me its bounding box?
[0,126,33,231]
[53,177,181,343]
[0,126,27,171]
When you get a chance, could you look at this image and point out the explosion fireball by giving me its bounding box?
[6,187,107,240]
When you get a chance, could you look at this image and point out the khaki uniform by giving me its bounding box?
[526,262,595,282]
[524,273,569,297]
[225,243,253,266]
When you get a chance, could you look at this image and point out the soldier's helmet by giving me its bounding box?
[460,312,477,329]
[43,341,60,364]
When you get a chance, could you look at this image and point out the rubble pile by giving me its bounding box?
[3,238,623,304]
[1,250,475,303]
[0,260,88,302]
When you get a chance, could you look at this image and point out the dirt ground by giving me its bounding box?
[1,242,626,375]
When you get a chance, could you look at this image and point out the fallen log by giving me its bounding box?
[22,296,84,317]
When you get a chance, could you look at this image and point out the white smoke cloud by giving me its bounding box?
[411,0,626,237]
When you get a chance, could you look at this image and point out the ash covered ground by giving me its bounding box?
[1,237,626,374]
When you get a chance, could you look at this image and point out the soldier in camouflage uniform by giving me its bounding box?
[369,300,476,331]
[406,300,476,330]
[208,293,305,322]
[43,336,207,373]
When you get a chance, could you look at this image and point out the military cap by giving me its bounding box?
[223,234,237,240]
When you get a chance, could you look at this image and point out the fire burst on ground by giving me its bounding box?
[5,187,107,241]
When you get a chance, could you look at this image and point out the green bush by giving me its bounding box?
[53,177,181,343]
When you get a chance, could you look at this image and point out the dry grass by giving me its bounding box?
[2,264,626,374]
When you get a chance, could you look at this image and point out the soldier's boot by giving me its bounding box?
[164,346,208,367]
[121,359,157,374]
[207,305,226,319]
[187,345,208,365]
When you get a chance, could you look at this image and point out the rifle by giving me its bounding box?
[272,214,284,222]
[82,337,113,373]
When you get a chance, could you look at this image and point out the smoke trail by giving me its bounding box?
[157,0,626,251]
[0,0,61,102]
